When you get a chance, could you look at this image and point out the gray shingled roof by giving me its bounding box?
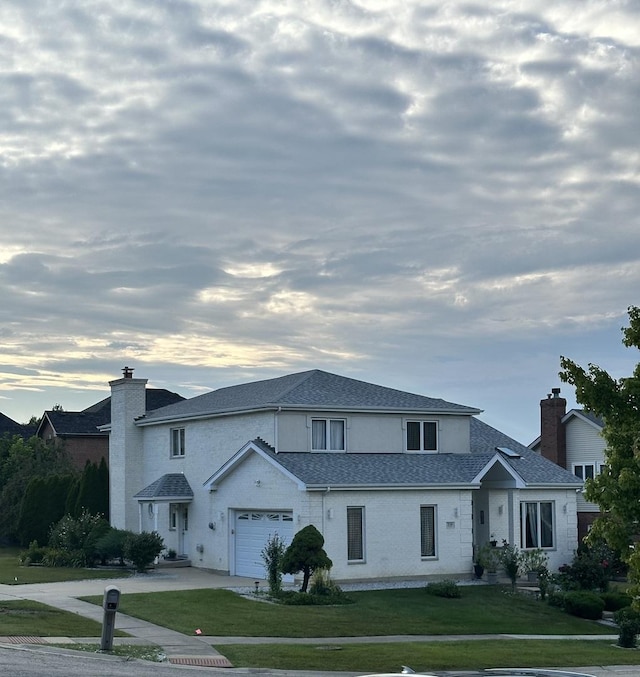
[134,474,194,499]
[142,370,480,423]
[41,389,185,437]
[0,411,31,438]
[245,418,583,488]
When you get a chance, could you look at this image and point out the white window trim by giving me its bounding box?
[404,419,438,452]
[347,506,365,563]
[170,427,185,458]
[420,505,437,559]
[572,463,597,480]
[520,500,555,550]
[310,417,347,452]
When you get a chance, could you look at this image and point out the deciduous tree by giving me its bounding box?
[560,305,640,593]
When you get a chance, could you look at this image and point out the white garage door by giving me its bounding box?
[234,511,294,579]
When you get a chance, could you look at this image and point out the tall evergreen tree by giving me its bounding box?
[75,459,109,518]
[0,436,75,542]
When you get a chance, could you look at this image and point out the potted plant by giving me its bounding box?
[164,548,177,560]
[478,544,500,583]
[521,548,549,583]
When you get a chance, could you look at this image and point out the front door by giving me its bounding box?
[178,505,189,557]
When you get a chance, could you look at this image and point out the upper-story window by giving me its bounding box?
[573,463,605,480]
[406,420,437,452]
[170,427,185,458]
[311,418,345,451]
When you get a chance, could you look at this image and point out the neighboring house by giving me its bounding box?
[38,389,184,470]
[529,388,605,542]
[0,411,34,439]
[105,367,582,583]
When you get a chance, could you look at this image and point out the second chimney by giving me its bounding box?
[540,387,567,468]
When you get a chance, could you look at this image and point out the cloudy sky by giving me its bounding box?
[1,0,638,443]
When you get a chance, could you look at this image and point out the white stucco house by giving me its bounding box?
[106,367,582,583]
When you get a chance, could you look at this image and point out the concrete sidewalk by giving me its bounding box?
[0,567,259,668]
[0,567,636,676]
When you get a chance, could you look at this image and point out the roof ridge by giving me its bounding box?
[269,369,319,404]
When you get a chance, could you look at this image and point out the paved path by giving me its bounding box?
[0,568,637,676]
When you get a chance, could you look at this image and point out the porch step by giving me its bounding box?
[155,558,192,568]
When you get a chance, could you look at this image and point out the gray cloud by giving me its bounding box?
[0,0,638,439]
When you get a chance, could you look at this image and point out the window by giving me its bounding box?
[406,420,437,451]
[573,463,596,480]
[169,504,178,530]
[347,506,364,562]
[312,418,345,451]
[521,501,554,549]
[420,506,436,557]
[171,427,185,457]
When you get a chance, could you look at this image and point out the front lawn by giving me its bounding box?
[0,600,114,636]
[0,547,131,585]
[217,639,640,673]
[82,585,609,637]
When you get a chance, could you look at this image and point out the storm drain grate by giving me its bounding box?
[169,656,233,667]
[0,636,46,644]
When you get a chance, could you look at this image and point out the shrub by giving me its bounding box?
[601,591,632,612]
[41,548,84,568]
[123,531,164,573]
[499,541,522,591]
[281,525,332,593]
[48,510,110,567]
[563,590,605,620]
[19,540,47,565]
[309,569,347,600]
[558,543,613,592]
[547,589,567,609]
[261,533,287,596]
[615,607,640,648]
[95,528,131,565]
[425,579,461,598]
[276,588,352,606]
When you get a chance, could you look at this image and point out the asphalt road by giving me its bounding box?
[2,645,639,677]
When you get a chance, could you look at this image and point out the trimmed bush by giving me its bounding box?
[615,607,640,648]
[281,525,332,593]
[601,591,632,612]
[563,590,605,620]
[95,528,132,565]
[123,531,164,573]
[425,580,462,598]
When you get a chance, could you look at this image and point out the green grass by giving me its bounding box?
[0,599,114,636]
[216,639,640,673]
[0,547,131,585]
[82,586,608,637]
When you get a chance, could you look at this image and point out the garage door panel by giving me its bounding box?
[235,511,293,579]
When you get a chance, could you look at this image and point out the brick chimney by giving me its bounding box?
[540,387,567,468]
